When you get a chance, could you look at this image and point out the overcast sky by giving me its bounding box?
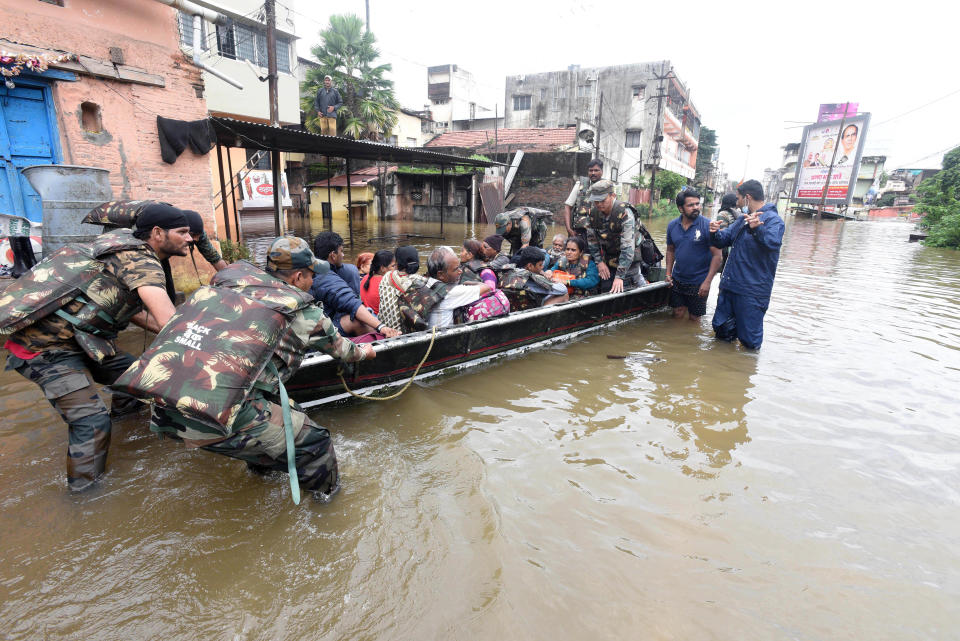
[288,0,960,179]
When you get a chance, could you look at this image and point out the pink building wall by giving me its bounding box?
[1,0,218,287]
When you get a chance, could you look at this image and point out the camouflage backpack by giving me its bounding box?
[0,229,147,340]
[112,261,314,434]
[392,277,448,332]
[81,199,170,228]
[499,267,534,311]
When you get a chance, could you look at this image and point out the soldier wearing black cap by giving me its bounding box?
[0,202,192,491]
[584,180,643,293]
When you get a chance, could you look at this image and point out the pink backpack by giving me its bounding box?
[462,289,510,322]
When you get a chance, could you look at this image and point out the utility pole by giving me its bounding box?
[648,61,670,205]
[595,92,603,161]
[264,0,282,235]
[365,0,370,32]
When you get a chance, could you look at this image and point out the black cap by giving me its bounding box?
[182,209,204,235]
[135,203,188,234]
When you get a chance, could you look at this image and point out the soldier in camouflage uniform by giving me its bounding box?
[183,210,228,272]
[584,180,643,294]
[494,208,552,257]
[499,247,569,310]
[124,237,374,499]
[1,203,190,491]
[563,158,604,241]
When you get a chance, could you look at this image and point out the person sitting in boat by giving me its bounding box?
[310,260,401,339]
[480,234,512,271]
[547,235,599,299]
[459,239,498,287]
[355,252,374,277]
[359,249,395,315]
[423,246,493,329]
[545,233,566,270]
[313,231,361,296]
[500,246,569,310]
[378,245,424,333]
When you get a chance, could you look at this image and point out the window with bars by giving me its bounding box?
[625,130,642,148]
[577,83,592,98]
[178,10,209,50]
[208,19,290,73]
[513,95,531,111]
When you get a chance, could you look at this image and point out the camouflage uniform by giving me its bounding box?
[147,303,365,495]
[115,239,366,497]
[570,178,596,240]
[495,208,552,255]
[586,200,641,290]
[377,270,427,333]
[191,231,223,266]
[1,229,165,491]
[499,267,562,310]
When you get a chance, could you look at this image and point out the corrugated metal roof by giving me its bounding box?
[210,117,492,166]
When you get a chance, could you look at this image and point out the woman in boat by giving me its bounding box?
[548,235,599,299]
[355,252,374,276]
[360,249,395,314]
[459,239,487,283]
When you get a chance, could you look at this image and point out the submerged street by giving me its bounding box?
[1,217,957,639]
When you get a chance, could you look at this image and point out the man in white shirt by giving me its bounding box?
[425,246,492,328]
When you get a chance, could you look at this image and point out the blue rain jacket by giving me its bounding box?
[711,203,784,299]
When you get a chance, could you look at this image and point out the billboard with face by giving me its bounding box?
[793,113,870,205]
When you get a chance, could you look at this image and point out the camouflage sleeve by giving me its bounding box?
[520,215,532,246]
[110,248,166,291]
[616,214,636,280]
[586,224,602,264]
[195,232,223,266]
[295,306,367,362]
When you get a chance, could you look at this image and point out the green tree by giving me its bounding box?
[300,14,399,140]
[916,146,960,248]
[654,169,687,202]
[694,126,717,188]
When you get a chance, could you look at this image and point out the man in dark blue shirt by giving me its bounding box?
[665,188,722,321]
[709,179,785,349]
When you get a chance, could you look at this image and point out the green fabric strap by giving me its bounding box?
[54,296,117,336]
[266,361,300,505]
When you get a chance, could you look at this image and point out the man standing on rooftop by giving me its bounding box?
[313,75,342,136]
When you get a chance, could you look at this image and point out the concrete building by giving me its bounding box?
[0,0,217,284]
[426,128,591,219]
[175,0,302,239]
[502,61,701,186]
[427,64,502,133]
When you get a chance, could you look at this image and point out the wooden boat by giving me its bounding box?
[289,270,670,408]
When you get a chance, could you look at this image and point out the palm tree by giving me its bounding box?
[301,14,399,141]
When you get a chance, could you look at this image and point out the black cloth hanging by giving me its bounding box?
[10,236,38,278]
[157,116,216,164]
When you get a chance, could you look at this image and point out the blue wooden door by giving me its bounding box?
[0,78,61,223]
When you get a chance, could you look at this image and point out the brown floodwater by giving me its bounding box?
[1,216,957,640]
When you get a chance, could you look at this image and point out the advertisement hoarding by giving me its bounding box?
[792,113,870,205]
[240,170,293,209]
[817,102,858,122]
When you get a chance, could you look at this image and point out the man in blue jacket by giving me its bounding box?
[709,179,784,349]
[310,269,400,339]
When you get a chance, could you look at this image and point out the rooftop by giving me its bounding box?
[425,127,577,153]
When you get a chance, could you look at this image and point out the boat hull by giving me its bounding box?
[288,279,670,407]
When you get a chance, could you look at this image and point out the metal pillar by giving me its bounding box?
[215,143,231,240]
[345,158,354,247]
